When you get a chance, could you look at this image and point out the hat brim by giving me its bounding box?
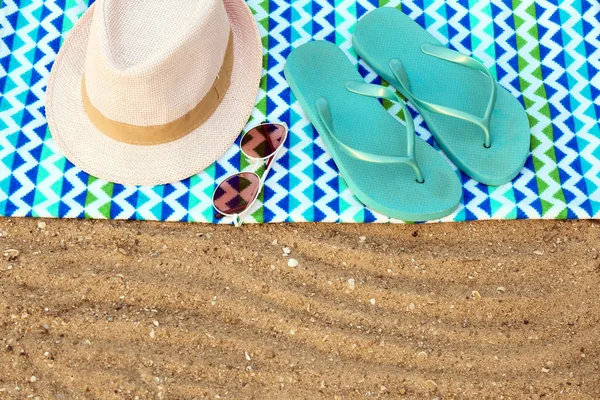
[46,0,263,186]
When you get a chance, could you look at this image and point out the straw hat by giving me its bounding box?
[46,0,263,186]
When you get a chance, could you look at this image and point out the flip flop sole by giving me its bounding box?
[353,7,531,186]
[285,41,462,221]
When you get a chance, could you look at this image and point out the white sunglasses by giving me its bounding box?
[212,122,288,227]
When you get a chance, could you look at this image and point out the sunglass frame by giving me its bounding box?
[212,122,288,227]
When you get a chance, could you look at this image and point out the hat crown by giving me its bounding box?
[84,0,231,126]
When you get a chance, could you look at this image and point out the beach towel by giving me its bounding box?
[1,0,598,223]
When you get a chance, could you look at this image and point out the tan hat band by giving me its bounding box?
[81,32,234,146]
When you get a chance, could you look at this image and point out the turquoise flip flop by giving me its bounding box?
[353,7,531,186]
[284,41,462,221]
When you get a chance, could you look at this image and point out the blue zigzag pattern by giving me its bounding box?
[0,0,598,223]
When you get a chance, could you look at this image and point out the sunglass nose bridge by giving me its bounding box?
[247,157,263,173]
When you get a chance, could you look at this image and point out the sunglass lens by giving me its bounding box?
[213,172,261,216]
[241,123,287,159]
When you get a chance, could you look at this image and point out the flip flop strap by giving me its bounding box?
[315,83,424,183]
[389,43,498,148]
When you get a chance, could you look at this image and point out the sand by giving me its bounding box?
[0,218,599,399]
